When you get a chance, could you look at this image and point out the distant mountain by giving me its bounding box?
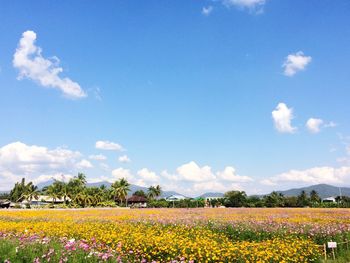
[276,184,350,198]
[36,179,56,190]
[198,192,224,198]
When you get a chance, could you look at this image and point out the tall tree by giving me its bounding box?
[111,178,130,206]
[224,191,247,207]
[21,182,39,203]
[9,178,27,202]
[46,184,62,205]
[148,185,162,200]
[310,190,321,203]
[297,190,310,207]
[264,192,285,207]
[77,173,87,185]
[133,190,147,198]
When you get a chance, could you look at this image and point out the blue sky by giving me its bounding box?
[1,0,350,195]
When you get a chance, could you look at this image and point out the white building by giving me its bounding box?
[165,194,187,201]
[322,196,336,203]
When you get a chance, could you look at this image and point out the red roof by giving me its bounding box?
[127,195,147,203]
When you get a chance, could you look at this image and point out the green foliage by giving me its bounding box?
[111,178,130,206]
[297,190,310,207]
[0,239,114,263]
[133,190,147,198]
[263,192,285,207]
[224,191,247,207]
[148,199,169,208]
[147,185,162,200]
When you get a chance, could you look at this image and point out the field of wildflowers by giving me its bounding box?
[0,208,349,262]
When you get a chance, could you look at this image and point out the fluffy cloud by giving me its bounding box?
[159,162,253,196]
[76,159,93,169]
[283,51,312,77]
[137,168,159,183]
[202,6,213,16]
[33,173,74,185]
[222,0,266,13]
[261,166,350,186]
[0,142,84,190]
[13,30,86,99]
[0,141,81,174]
[110,167,156,187]
[216,166,253,182]
[118,155,131,163]
[95,140,123,151]
[111,168,133,180]
[306,118,323,133]
[89,154,107,161]
[176,161,215,182]
[306,118,336,133]
[272,103,297,133]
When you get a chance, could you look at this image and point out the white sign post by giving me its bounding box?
[328,241,337,260]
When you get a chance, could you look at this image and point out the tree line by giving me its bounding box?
[2,175,350,208]
[219,190,350,208]
[2,173,163,208]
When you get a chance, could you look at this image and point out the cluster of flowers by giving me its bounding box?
[0,208,343,262]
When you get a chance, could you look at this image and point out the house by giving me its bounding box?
[165,194,187,201]
[322,196,336,203]
[127,195,148,208]
[24,195,71,206]
[0,199,10,209]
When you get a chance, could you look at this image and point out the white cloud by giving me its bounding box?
[193,181,227,193]
[0,142,84,190]
[283,51,312,77]
[306,118,337,133]
[89,154,107,161]
[118,155,131,163]
[222,0,266,13]
[111,168,133,181]
[216,166,253,182]
[158,162,254,196]
[202,6,213,16]
[261,166,350,186]
[76,159,93,169]
[13,30,86,99]
[272,103,297,133]
[0,141,81,174]
[176,161,215,182]
[137,168,159,183]
[95,140,124,151]
[161,170,180,181]
[306,118,323,133]
[324,121,337,128]
[33,173,74,185]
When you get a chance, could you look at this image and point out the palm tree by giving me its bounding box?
[74,193,94,207]
[60,183,70,205]
[46,184,62,205]
[10,178,27,202]
[77,173,87,185]
[154,185,162,198]
[148,185,162,200]
[21,182,40,204]
[111,178,130,206]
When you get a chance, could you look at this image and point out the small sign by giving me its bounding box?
[328,242,337,248]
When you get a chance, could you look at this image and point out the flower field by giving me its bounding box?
[1,208,350,262]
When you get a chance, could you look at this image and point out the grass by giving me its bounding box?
[0,239,114,263]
